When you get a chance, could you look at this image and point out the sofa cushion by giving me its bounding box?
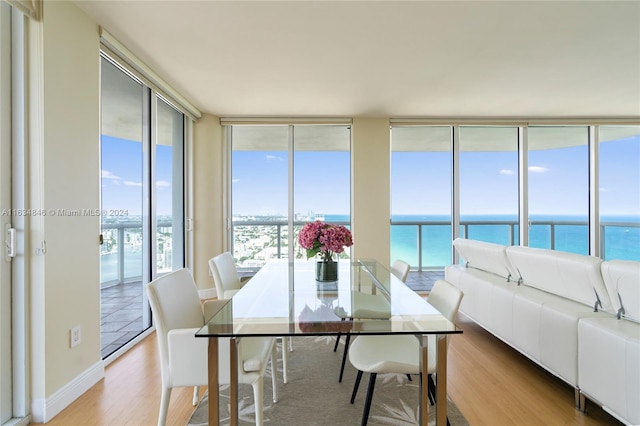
[601,260,640,321]
[506,246,612,313]
[453,238,517,280]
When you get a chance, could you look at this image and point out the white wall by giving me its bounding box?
[351,118,391,267]
[30,1,103,421]
[192,114,224,290]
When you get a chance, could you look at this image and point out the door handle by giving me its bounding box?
[5,225,16,259]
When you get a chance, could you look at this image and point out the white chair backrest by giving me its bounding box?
[427,279,463,323]
[391,259,410,283]
[146,268,205,379]
[210,252,243,298]
[601,259,640,321]
[506,245,611,312]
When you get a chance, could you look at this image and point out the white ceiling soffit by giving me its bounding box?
[75,1,640,119]
[391,125,640,152]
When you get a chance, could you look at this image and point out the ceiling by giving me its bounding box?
[74,1,640,119]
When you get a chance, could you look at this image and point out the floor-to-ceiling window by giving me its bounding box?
[390,122,635,270]
[100,54,186,358]
[155,97,185,274]
[293,125,351,258]
[390,126,452,270]
[100,56,147,359]
[230,126,289,268]
[528,126,589,254]
[459,126,519,245]
[229,123,351,270]
[599,126,640,261]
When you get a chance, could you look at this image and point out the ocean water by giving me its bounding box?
[331,214,639,267]
[100,214,640,282]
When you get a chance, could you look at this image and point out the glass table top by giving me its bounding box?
[196,259,461,338]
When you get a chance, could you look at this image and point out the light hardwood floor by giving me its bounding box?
[32,313,622,426]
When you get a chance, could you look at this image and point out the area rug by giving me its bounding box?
[188,335,468,425]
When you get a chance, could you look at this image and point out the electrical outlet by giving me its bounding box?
[70,326,81,348]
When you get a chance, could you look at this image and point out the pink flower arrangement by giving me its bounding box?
[298,221,354,263]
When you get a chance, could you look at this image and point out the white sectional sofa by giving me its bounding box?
[444,238,640,425]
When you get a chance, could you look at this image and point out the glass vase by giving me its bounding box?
[315,254,338,282]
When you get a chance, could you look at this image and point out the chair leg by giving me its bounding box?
[428,374,437,403]
[158,386,172,426]
[192,386,199,405]
[252,377,265,426]
[428,375,435,406]
[271,343,279,403]
[338,333,351,382]
[281,336,289,384]
[333,333,341,352]
[361,373,377,426]
[350,370,363,403]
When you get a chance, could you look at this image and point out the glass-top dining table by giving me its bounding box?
[196,258,462,426]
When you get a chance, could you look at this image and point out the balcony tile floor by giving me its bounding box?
[99,271,443,357]
[100,281,146,359]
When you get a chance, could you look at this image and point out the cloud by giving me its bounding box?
[499,169,515,175]
[123,180,142,187]
[102,169,121,180]
[265,154,284,161]
[156,180,170,189]
[600,187,608,192]
[529,166,550,173]
[232,178,240,183]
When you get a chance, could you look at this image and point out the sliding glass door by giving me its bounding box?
[100,55,185,358]
[100,56,148,359]
[0,3,12,422]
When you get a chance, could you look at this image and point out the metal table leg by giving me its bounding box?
[436,335,448,426]
[230,337,239,426]
[419,335,429,426]
[208,337,219,426]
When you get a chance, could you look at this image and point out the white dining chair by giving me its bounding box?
[209,251,251,299]
[209,252,290,384]
[146,268,278,426]
[334,259,410,382]
[390,259,411,283]
[347,279,463,426]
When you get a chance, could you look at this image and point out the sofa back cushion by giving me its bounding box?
[453,238,517,281]
[506,246,613,313]
[601,260,640,322]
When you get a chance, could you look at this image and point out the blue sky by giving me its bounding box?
[231,150,351,217]
[101,135,175,216]
[101,134,639,219]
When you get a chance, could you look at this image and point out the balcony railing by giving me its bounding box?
[99,218,639,286]
[231,218,639,271]
[100,221,172,288]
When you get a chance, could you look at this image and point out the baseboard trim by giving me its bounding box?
[31,360,104,423]
[2,416,31,426]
